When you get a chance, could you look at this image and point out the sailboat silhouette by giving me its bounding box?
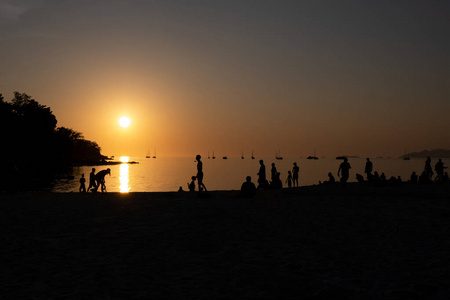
[275,149,283,160]
[251,150,255,159]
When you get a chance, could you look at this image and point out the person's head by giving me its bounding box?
[288,171,291,174]
[344,157,348,162]
[246,176,252,182]
[107,168,111,175]
[196,154,201,161]
[366,157,370,161]
[293,162,297,166]
[191,176,196,181]
[328,172,333,177]
[81,173,84,177]
[92,168,95,172]
[272,163,275,167]
[439,158,442,162]
[259,160,264,165]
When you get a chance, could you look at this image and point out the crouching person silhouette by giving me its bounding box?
[93,168,111,193]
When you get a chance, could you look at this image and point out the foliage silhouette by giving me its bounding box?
[0,92,107,191]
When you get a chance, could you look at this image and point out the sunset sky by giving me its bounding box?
[1,0,449,158]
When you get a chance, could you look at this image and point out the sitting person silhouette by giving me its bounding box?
[240,176,256,197]
[355,173,364,183]
[93,168,111,193]
[271,172,282,189]
[320,172,336,184]
[188,176,196,192]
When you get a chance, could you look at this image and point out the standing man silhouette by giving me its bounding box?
[257,159,266,189]
[338,157,351,188]
[196,154,207,191]
[292,162,299,187]
[87,168,96,192]
[364,158,373,180]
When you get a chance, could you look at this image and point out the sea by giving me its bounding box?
[51,157,428,193]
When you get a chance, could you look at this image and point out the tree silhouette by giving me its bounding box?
[1,92,107,190]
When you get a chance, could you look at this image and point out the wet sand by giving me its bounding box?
[1,184,449,299]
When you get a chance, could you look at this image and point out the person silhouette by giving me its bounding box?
[364,158,373,179]
[434,159,447,182]
[87,168,96,192]
[337,157,351,188]
[356,173,364,183]
[79,173,86,193]
[425,156,433,179]
[188,176,196,192]
[292,162,299,187]
[94,168,111,193]
[285,171,292,188]
[271,163,278,181]
[240,176,256,197]
[271,172,282,189]
[410,171,418,184]
[321,172,336,184]
[257,160,267,189]
[195,155,207,191]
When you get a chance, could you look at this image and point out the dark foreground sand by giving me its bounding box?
[1,184,449,299]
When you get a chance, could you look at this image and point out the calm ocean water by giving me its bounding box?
[51,157,427,193]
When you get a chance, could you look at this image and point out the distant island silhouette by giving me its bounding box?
[400,149,450,159]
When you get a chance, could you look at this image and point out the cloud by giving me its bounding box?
[0,0,45,21]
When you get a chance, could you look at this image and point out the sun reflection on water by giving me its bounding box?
[119,156,130,193]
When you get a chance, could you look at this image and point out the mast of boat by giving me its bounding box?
[251,150,255,159]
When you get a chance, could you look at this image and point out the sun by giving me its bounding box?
[118,116,131,128]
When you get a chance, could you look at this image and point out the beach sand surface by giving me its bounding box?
[1,184,449,299]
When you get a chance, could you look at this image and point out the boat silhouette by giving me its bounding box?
[275,149,283,160]
[307,150,319,160]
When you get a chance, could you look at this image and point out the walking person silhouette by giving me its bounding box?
[196,154,207,191]
[87,168,96,192]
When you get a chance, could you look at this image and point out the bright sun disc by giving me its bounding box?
[119,116,131,128]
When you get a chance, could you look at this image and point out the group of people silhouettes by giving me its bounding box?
[79,167,111,193]
[80,155,448,194]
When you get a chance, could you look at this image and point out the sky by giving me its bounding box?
[1,0,449,158]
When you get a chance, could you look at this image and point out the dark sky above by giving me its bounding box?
[1,0,449,157]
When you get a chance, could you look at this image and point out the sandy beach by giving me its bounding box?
[1,183,449,299]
